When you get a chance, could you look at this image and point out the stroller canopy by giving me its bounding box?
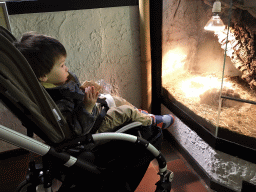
[0,28,72,144]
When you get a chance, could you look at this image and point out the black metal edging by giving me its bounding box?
[215,137,256,164]
[162,92,256,164]
[150,0,163,115]
[242,181,256,191]
[6,0,139,15]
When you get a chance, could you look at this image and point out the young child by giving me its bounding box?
[14,32,174,137]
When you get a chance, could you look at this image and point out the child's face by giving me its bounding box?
[42,56,69,85]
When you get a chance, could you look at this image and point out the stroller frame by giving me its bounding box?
[0,123,174,192]
[0,26,174,191]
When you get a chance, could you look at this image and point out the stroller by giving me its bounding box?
[0,26,174,192]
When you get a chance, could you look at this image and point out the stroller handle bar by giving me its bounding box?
[0,124,50,155]
[0,124,168,175]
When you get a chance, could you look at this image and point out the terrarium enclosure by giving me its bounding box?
[162,0,256,148]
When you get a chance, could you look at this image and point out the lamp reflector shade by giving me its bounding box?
[204,15,225,31]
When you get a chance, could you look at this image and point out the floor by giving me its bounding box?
[135,137,215,192]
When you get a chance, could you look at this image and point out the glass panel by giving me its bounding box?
[162,0,231,136]
[162,0,256,149]
[162,0,256,146]
[216,0,256,146]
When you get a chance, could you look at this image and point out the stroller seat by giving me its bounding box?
[0,26,174,192]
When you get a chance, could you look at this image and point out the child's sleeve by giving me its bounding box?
[56,99,97,136]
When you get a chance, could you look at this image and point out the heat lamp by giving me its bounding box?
[204,0,225,31]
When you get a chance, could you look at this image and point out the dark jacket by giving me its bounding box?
[44,72,98,137]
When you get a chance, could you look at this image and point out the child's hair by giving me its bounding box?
[14,32,67,78]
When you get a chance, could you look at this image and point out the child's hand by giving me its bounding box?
[83,86,99,113]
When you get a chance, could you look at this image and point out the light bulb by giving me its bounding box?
[204,15,225,31]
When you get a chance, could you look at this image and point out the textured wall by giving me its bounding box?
[0,6,141,152]
[10,6,141,105]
